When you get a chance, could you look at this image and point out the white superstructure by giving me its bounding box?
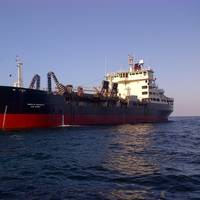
[106,55,174,105]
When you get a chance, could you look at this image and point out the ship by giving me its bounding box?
[0,55,174,130]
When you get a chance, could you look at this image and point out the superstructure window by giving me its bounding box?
[142,86,148,89]
[142,92,148,95]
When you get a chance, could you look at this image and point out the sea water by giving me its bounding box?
[0,117,200,200]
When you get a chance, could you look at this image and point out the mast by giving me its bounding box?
[128,55,134,67]
[128,54,134,72]
[15,56,23,88]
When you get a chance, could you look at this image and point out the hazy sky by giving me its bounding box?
[0,0,199,116]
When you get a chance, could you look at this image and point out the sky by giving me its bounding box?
[0,0,199,116]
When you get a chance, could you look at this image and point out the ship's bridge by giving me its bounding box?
[106,55,174,106]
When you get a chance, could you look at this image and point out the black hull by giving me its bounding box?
[0,86,173,130]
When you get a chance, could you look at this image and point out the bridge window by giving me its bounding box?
[142,86,148,89]
[142,91,148,95]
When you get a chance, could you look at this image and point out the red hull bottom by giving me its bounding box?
[0,114,168,130]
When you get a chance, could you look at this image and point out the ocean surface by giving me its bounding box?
[0,117,200,200]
